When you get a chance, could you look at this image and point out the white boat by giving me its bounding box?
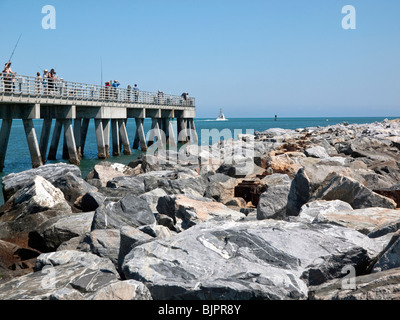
[216,108,227,121]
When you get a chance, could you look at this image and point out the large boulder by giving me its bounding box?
[105,176,145,196]
[117,226,153,272]
[29,211,95,252]
[311,173,397,209]
[122,219,381,300]
[0,175,72,223]
[89,229,121,268]
[0,251,120,300]
[51,172,97,208]
[90,280,152,300]
[312,207,400,235]
[85,162,136,187]
[257,176,291,220]
[2,163,81,202]
[286,168,311,216]
[297,200,353,223]
[156,194,244,230]
[204,173,238,204]
[74,190,106,212]
[91,194,155,230]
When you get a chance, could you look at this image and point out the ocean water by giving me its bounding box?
[0,116,397,205]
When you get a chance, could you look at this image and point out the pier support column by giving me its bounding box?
[155,118,165,149]
[80,118,90,156]
[74,118,82,159]
[134,118,147,152]
[119,119,132,155]
[168,119,177,148]
[188,118,198,143]
[111,119,120,156]
[178,118,188,144]
[39,119,52,163]
[63,119,80,165]
[95,119,106,159]
[48,119,63,160]
[0,119,12,172]
[23,119,43,168]
[102,119,111,158]
[163,118,169,144]
[147,118,157,147]
[62,132,69,160]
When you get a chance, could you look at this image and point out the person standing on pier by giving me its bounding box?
[48,69,56,95]
[2,62,16,92]
[127,85,132,102]
[42,69,48,95]
[35,72,42,94]
[133,84,139,102]
[112,80,120,100]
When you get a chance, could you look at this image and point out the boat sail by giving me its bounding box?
[216,108,227,121]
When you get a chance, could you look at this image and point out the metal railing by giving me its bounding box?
[0,73,195,107]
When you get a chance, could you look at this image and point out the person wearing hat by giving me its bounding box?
[112,80,120,100]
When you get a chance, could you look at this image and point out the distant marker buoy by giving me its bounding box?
[326,119,329,122]
[275,115,278,121]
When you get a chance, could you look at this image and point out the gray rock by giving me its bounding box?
[0,175,72,223]
[138,225,172,239]
[312,173,396,209]
[35,250,118,274]
[309,267,400,300]
[89,229,121,267]
[261,173,292,186]
[106,176,145,196]
[118,226,153,271]
[305,146,330,159]
[372,231,400,273]
[90,280,152,300]
[312,207,400,235]
[286,168,311,216]
[139,188,168,212]
[257,184,291,220]
[156,194,244,230]
[0,250,119,300]
[85,162,136,187]
[75,190,106,212]
[51,172,97,206]
[204,173,238,204]
[297,200,353,223]
[30,211,94,252]
[122,219,381,299]
[2,163,81,202]
[91,194,155,230]
[141,154,161,172]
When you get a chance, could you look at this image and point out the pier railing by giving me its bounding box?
[0,73,195,107]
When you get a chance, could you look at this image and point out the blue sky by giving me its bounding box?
[0,0,399,118]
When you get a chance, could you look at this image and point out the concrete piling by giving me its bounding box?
[0,119,12,172]
[95,119,106,159]
[48,119,63,161]
[39,118,52,163]
[23,119,43,168]
[63,119,80,165]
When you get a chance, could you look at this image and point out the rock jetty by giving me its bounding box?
[1,118,400,300]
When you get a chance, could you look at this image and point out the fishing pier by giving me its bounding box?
[0,74,197,171]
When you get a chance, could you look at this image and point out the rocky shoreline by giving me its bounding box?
[0,118,400,300]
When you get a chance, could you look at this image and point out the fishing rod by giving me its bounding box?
[8,33,22,63]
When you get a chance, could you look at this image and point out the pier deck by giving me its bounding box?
[0,74,197,171]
